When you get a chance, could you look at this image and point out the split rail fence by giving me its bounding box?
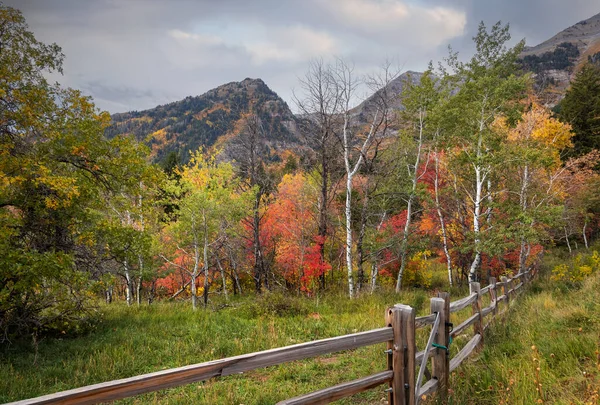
[7,269,534,405]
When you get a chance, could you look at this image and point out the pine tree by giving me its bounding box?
[559,63,600,156]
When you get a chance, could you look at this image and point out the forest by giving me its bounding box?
[2,4,600,345]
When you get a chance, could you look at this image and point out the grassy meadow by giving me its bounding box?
[1,253,599,404]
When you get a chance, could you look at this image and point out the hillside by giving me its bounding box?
[351,70,422,121]
[103,12,600,162]
[104,78,301,163]
[520,12,600,105]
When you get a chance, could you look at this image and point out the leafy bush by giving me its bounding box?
[551,250,599,284]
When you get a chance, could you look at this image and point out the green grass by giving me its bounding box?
[1,289,436,404]
[447,254,600,405]
[2,255,599,404]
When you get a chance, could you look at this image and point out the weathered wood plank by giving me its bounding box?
[433,292,450,404]
[402,305,417,405]
[481,303,494,318]
[480,285,491,295]
[390,307,405,405]
[449,334,481,372]
[417,378,439,399]
[415,313,436,328]
[471,282,483,348]
[415,346,436,363]
[276,370,393,405]
[9,328,393,405]
[450,313,479,338]
[449,293,477,313]
[416,311,440,397]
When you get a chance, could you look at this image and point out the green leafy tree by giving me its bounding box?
[0,5,154,340]
[559,63,600,157]
[441,21,527,281]
[162,150,252,309]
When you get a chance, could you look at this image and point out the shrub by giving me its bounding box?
[551,251,599,285]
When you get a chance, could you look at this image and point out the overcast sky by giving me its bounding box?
[7,0,600,113]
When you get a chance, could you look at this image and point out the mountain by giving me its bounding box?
[105,78,301,163]
[520,12,600,105]
[351,71,423,122]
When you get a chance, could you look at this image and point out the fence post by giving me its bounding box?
[387,305,415,405]
[430,298,447,404]
[500,276,509,311]
[397,304,416,405]
[470,282,483,347]
[489,277,497,318]
[386,308,401,405]
[431,293,450,404]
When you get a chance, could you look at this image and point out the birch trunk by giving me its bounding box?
[370,262,378,293]
[518,165,529,274]
[583,221,589,249]
[469,112,486,282]
[469,165,483,282]
[191,211,200,311]
[395,109,424,292]
[136,190,144,306]
[433,150,453,286]
[565,226,572,254]
[124,260,133,306]
[136,255,143,306]
[202,210,209,308]
[216,255,228,302]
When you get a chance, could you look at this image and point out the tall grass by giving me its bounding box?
[448,251,600,405]
[1,289,432,404]
[2,252,598,404]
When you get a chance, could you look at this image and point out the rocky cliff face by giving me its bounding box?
[105,78,301,163]
[520,12,600,105]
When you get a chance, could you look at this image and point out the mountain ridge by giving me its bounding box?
[107,11,600,162]
[105,77,301,163]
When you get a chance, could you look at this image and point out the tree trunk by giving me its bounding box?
[565,226,572,254]
[216,255,228,302]
[252,194,265,293]
[396,110,424,292]
[395,195,413,292]
[229,249,242,295]
[583,221,589,249]
[433,151,453,287]
[124,260,133,306]
[203,227,209,308]
[136,255,143,306]
[370,262,378,293]
[355,193,370,292]
[318,143,329,290]
[345,171,355,298]
[469,165,483,282]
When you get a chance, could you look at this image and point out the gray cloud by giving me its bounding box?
[6,0,599,113]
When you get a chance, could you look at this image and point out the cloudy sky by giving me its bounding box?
[8,0,600,113]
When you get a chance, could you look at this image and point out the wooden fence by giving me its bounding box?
[7,269,534,405]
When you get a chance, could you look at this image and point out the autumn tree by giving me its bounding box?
[162,151,251,309]
[0,5,154,339]
[229,115,277,293]
[293,59,343,290]
[503,100,573,272]
[261,173,326,291]
[392,71,440,291]
[442,22,527,281]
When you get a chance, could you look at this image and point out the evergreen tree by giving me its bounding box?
[559,63,600,156]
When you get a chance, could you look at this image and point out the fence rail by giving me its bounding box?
[6,268,534,405]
